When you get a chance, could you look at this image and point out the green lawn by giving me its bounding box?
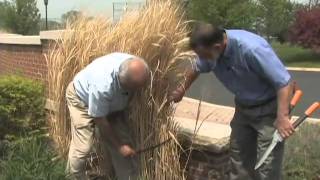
[271,42,320,68]
[283,123,320,180]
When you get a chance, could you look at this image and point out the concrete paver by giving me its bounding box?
[174,97,234,125]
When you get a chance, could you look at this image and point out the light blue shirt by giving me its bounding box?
[196,30,291,106]
[73,52,134,117]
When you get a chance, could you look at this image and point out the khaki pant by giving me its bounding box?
[65,82,139,180]
[229,98,284,180]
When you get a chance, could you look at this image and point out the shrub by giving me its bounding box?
[289,7,320,54]
[0,75,45,139]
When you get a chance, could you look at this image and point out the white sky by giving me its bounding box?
[35,0,309,20]
[1,0,311,20]
[36,0,146,20]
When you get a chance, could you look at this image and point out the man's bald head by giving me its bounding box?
[119,57,150,91]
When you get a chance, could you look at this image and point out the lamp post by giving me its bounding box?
[44,0,48,30]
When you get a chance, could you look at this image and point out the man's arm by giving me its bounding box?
[87,85,135,156]
[168,52,213,103]
[93,117,136,157]
[246,45,294,139]
[275,84,294,139]
[168,69,199,103]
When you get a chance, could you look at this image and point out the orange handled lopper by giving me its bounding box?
[292,102,320,128]
[255,101,320,170]
[289,89,303,114]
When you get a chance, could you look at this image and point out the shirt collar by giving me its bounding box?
[221,30,234,60]
[115,72,129,95]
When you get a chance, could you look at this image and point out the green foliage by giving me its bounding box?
[283,123,320,179]
[257,0,297,41]
[0,75,45,139]
[3,0,40,35]
[0,134,67,180]
[187,0,258,29]
[187,0,302,42]
[0,75,65,179]
[0,1,10,28]
[271,41,320,67]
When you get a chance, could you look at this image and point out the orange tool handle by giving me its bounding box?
[305,102,320,116]
[290,90,303,107]
[293,102,320,128]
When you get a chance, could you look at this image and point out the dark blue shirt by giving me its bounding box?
[195,30,291,106]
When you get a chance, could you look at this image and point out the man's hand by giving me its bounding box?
[276,84,294,139]
[119,144,136,157]
[274,115,295,139]
[168,69,199,103]
[168,86,185,103]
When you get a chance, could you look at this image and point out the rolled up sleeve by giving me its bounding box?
[88,84,111,118]
[247,45,291,90]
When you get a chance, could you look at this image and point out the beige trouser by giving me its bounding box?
[65,82,139,180]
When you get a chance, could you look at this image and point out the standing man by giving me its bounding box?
[66,52,150,180]
[169,23,294,179]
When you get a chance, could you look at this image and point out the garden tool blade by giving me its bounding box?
[136,137,172,155]
[255,131,283,170]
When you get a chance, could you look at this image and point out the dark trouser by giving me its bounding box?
[229,99,284,180]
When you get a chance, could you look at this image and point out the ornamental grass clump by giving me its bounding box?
[46,1,192,179]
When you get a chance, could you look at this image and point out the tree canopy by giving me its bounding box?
[3,0,40,35]
[289,7,320,53]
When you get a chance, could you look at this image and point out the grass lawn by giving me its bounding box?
[271,42,320,68]
[283,123,320,180]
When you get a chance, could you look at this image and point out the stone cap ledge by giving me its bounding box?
[175,117,231,153]
[0,34,41,45]
[40,30,67,40]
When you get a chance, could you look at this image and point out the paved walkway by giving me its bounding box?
[186,70,320,118]
[174,97,320,125]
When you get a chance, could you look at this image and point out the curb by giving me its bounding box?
[287,67,320,72]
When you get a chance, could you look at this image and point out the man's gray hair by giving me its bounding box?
[119,57,150,84]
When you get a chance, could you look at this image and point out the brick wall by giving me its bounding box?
[0,43,47,82]
[181,150,230,180]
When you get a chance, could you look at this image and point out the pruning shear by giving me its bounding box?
[255,89,320,170]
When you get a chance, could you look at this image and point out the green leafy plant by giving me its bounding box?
[0,134,67,180]
[0,75,45,139]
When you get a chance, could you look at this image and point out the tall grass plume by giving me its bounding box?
[46,1,191,179]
